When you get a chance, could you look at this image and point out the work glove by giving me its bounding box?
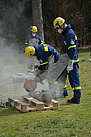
[34,68,42,76]
[67,59,74,72]
[34,69,44,85]
[34,68,47,85]
[34,69,43,84]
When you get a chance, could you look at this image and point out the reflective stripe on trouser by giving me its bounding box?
[27,68,32,71]
[27,65,33,72]
[68,63,81,97]
[27,65,38,71]
[63,84,68,95]
[63,84,67,89]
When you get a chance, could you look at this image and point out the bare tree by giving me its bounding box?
[32,0,44,42]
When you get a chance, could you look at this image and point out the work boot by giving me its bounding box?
[67,97,80,104]
[34,65,38,70]
[62,89,68,98]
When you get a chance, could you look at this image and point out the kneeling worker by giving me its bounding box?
[24,44,60,99]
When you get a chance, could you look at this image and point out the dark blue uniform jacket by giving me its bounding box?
[62,24,79,63]
[25,34,43,47]
[34,44,60,70]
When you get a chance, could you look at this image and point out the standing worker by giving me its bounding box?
[24,44,60,99]
[51,17,81,104]
[25,26,43,72]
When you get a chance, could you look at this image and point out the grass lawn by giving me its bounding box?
[0,50,91,137]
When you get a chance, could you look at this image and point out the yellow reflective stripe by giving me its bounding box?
[49,81,58,84]
[44,47,48,51]
[53,62,56,66]
[75,35,77,40]
[27,69,32,71]
[39,43,43,45]
[40,61,48,65]
[63,85,67,88]
[25,42,29,45]
[64,41,67,45]
[68,45,76,50]
[74,59,79,63]
[49,81,52,83]
[72,86,81,90]
[54,81,58,84]
[44,44,48,51]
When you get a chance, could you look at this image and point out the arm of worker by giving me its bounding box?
[34,68,42,76]
[38,59,48,70]
[37,52,48,70]
[34,52,48,75]
[67,35,77,72]
[25,38,29,46]
[37,35,43,45]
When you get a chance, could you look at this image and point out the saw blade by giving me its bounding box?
[24,80,37,92]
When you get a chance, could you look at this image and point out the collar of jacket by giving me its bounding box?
[61,24,71,35]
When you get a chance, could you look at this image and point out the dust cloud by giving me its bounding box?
[0,0,29,103]
[0,0,55,102]
[0,36,49,103]
[0,36,27,102]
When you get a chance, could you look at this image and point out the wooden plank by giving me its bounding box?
[22,96,44,104]
[8,97,19,106]
[8,96,59,112]
[14,100,28,111]
[51,99,59,109]
[22,96,44,109]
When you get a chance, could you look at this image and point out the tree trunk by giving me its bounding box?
[32,0,44,42]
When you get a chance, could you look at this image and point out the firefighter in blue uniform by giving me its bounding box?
[25,26,43,72]
[53,17,81,104]
[24,44,60,99]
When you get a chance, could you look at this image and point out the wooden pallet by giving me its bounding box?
[8,96,59,112]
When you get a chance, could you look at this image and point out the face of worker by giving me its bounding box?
[32,32,36,37]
